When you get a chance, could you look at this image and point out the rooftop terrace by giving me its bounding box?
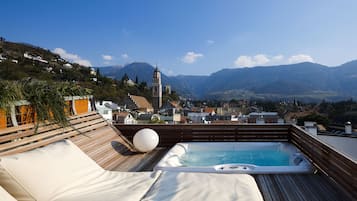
[0,112,355,201]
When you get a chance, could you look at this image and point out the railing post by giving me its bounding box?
[10,105,18,127]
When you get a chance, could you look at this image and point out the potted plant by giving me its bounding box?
[0,79,91,129]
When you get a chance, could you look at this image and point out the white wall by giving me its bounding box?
[187,112,209,123]
[95,101,113,123]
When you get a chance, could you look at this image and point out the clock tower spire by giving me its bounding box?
[152,66,162,113]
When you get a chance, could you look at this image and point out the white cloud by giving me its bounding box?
[53,48,92,67]
[121,53,129,59]
[102,55,113,61]
[161,68,175,76]
[74,59,91,67]
[288,54,314,64]
[253,54,270,65]
[234,56,255,67]
[182,51,204,64]
[206,40,215,45]
[272,55,284,62]
[53,48,76,60]
[234,54,270,67]
[234,54,314,68]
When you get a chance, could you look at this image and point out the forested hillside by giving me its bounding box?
[0,38,159,103]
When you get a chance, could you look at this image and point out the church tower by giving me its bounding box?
[152,66,162,113]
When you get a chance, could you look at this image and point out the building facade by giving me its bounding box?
[247,112,279,124]
[113,112,137,124]
[95,101,115,123]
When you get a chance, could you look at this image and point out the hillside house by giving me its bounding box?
[95,101,119,123]
[124,79,136,86]
[136,113,155,124]
[161,100,182,113]
[203,107,216,115]
[216,106,242,116]
[90,68,97,75]
[0,54,7,61]
[24,52,48,63]
[113,112,137,124]
[63,63,73,68]
[187,112,210,124]
[248,112,279,124]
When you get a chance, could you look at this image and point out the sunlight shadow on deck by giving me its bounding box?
[111,141,136,156]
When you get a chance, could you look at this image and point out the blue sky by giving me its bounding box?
[1,0,357,75]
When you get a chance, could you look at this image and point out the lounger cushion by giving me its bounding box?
[0,186,18,201]
[142,171,264,201]
[0,165,34,201]
[51,171,161,201]
[0,140,159,201]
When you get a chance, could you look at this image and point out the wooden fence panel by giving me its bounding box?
[116,124,290,147]
[290,125,357,199]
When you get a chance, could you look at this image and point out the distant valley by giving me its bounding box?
[98,61,357,101]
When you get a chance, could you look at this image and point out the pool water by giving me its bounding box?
[155,142,312,174]
[181,150,290,166]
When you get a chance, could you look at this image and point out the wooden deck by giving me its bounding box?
[111,147,168,172]
[111,147,354,201]
[254,174,352,201]
[1,116,355,200]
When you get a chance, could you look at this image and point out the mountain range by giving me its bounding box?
[98,61,357,101]
[5,38,355,102]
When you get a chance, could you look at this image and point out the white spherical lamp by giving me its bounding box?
[133,128,159,152]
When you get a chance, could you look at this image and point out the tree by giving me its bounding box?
[297,113,330,126]
[121,73,129,82]
[138,82,147,90]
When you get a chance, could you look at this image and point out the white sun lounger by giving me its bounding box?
[0,186,17,201]
[0,140,159,201]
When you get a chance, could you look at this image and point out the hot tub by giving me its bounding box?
[154,142,312,174]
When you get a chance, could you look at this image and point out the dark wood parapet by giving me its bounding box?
[116,124,290,147]
[290,125,357,199]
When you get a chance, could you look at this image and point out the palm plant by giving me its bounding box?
[0,80,24,126]
[56,82,93,96]
[22,80,69,128]
[0,80,23,112]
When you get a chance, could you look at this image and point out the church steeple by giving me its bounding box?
[152,66,162,113]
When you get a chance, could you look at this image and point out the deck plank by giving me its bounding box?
[254,174,353,201]
[111,148,168,172]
